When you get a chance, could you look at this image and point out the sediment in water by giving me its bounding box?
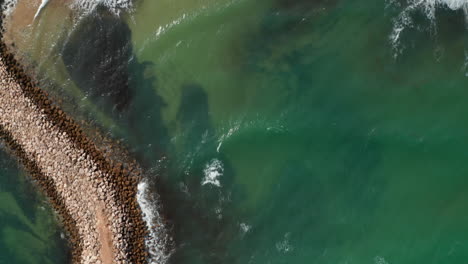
[0,3,156,264]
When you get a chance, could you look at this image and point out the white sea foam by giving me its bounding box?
[240,222,251,234]
[70,0,133,15]
[2,0,133,20]
[137,179,172,264]
[202,159,224,187]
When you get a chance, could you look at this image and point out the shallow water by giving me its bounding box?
[4,0,468,263]
[0,149,70,264]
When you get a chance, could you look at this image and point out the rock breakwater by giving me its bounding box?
[0,5,155,264]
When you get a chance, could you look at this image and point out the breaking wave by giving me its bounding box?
[137,179,173,264]
[388,0,468,57]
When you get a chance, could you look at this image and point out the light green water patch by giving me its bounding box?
[2,227,54,264]
[0,192,40,235]
[130,0,245,50]
[129,0,273,127]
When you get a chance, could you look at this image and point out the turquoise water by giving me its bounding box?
[4,0,468,263]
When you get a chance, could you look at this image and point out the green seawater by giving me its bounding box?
[4,0,468,263]
[0,149,70,264]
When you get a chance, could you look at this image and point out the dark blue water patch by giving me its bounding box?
[62,5,133,111]
[389,3,468,65]
[125,59,170,160]
[176,84,211,139]
[60,5,172,160]
[429,7,468,63]
[435,7,466,40]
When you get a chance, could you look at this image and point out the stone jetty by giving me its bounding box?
[0,8,151,264]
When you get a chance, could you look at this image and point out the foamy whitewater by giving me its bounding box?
[137,179,173,264]
[70,0,133,15]
[202,159,224,187]
[2,0,133,17]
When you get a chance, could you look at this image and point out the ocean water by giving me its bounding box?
[0,149,70,264]
[4,0,468,263]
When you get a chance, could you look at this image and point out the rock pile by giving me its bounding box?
[0,4,150,264]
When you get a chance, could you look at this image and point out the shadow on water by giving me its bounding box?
[61,4,170,158]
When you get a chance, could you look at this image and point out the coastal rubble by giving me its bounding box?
[0,16,154,264]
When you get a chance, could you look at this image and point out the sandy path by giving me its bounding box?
[96,203,114,264]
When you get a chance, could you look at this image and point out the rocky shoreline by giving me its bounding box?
[0,3,153,264]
